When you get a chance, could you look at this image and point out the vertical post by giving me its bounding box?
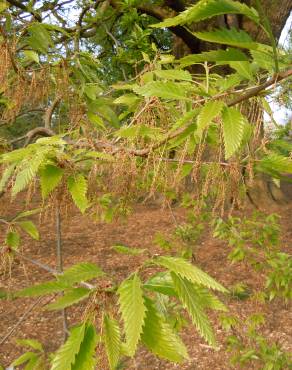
[56,205,68,341]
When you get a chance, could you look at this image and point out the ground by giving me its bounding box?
[0,194,291,369]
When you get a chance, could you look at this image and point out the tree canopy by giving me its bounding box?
[0,0,292,369]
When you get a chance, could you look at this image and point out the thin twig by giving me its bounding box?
[0,297,43,345]
[15,251,95,289]
[55,206,68,342]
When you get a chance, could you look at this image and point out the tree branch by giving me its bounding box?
[6,0,42,21]
[109,0,201,53]
[10,127,55,145]
[44,97,61,129]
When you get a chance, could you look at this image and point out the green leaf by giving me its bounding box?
[16,339,43,352]
[229,61,254,80]
[104,314,121,370]
[194,28,261,50]
[113,93,141,107]
[87,112,105,129]
[45,288,92,311]
[134,81,190,100]
[115,125,162,140]
[141,297,188,363]
[84,84,102,100]
[171,273,216,346]
[222,107,245,159]
[51,323,86,370]
[67,174,89,213]
[18,221,39,240]
[251,50,276,72]
[16,281,70,297]
[179,48,248,67]
[112,245,146,256]
[23,50,39,63]
[71,324,98,370]
[23,354,43,370]
[88,98,119,128]
[152,0,259,27]
[6,230,20,248]
[13,208,41,220]
[191,285,227,312]
[170,109,199,132]
[154,256,227,292]
[58,262,104,285]
[197,101,225,135]
[39,164,64,199]
[117,274,146,357]
[0,164,15,192]
[256,154,292,177]
[12,352,37,366]
[144,272,177,296]
[12,154,45,196]
[154,69,192,81]
[27,23,53,53]
[0,1,8,12]
[217,73,243,92]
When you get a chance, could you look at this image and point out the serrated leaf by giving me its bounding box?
[16,280,70,297]
[12,154,45,197]
[39,164,63,199]
[141,297,188,362]
[134,81,190,100]
[12,352,37,366]
[84,84,102,100]
[115,125,162,140]
[24,354,43,370]
[113,94,141,107]
[13,208,41,221]
[222,107,245,159]
[35,136,66,146]
[71,324,98,370]
[112,245,146,256]
[23,50,39,63]
[6,230,20,248]
[58,262,103,285]
[16,339,43,352]
[194,28,261,50]
[152,0,259,28]
[179,48,248,67]
[144,272,177,296]
[154,256,227,292]
[117,274,146,357]
[191,285,227,312]
[251,50,275,72]
[217,73,243,92]
[45,288,91,311]
[170,109,199,132]
[229,61,254,80]
[104,314,121,370]
[27,23,53,53]
[256,153,292,177]
[171,273,216,346]
[154,69,192,81]
[67,174,89,213]
[87,112,105,129]
[18,221,39,240]
[51,323,86,370]
[0,164,15,192]
[197,101,225,135]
